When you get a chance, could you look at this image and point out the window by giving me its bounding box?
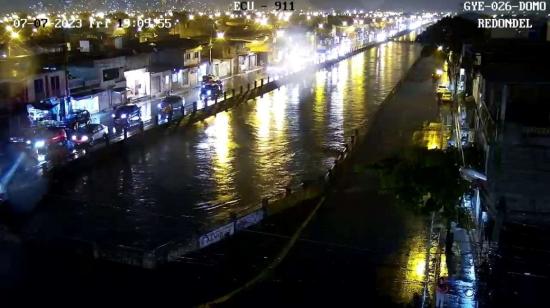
[185,53,191,60]
[34,79,44,94]
[194,52,199,59]
[50,76,60,90]
[103,68,120,82]
[50,76,60,95]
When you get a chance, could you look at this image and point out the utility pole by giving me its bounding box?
[209,21,215,74]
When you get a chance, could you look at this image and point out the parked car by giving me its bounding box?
[202,74,222,86]
[441,92,452,102]
[157,95,185,120]
[199,83,222,100]
[112,104,144,134]
[71,123,109,147]
[436,85,449,94]
[32,126,73,162]
[8,126,71,162]
[64,109,90,130]
[8,127,35,150]
[35,126,69,146]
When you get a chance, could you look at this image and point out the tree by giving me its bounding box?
[375,147,470,221]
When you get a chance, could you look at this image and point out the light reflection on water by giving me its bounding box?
[47,41,422,236]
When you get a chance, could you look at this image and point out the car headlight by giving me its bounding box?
[34,140,45,148]
[81,135,89,142]
[121,114,127,119]
[71,135,77,141]
[26,139,32,145]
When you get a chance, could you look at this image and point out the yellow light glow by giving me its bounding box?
[216,31,225,39]
[188,14,194,20]
[10,31,19,39]
[6,25,13,32]
[415,260,426,277]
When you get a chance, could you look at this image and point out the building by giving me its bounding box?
[0,56,70,138]
[149,38,203,91]
[68,54,127,117]
[206,40,253,77]
[469,40,550,305]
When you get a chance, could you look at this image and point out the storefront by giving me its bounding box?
[238,53,257,73]
[124,68,150,100]
[71,95,100,114]
[212,59,232,78]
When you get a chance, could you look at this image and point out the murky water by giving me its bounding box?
[25,41,422,248]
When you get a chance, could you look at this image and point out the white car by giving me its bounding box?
[71,123,109,147]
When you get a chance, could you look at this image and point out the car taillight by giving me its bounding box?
[51,131,66,142]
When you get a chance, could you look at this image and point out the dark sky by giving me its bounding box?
[0,0,463,12]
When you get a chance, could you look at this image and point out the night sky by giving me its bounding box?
[0,0,464,12]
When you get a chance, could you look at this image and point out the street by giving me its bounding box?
[224,53,443,307]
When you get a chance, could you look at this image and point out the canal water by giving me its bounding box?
[18,40,422,253]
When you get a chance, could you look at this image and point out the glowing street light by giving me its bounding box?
[437,46,443,51]
[216,31,225,39]
[318,23,324,29]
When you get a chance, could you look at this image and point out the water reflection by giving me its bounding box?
[205,112,235,204]
[39,42,422,246]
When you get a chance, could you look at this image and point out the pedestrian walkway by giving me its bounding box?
[226,55,442,306]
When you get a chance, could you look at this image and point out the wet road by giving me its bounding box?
[22,41,422,250]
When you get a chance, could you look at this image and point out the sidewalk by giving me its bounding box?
[446,228,477,308]
[226,55,442,306]
[91,68,267,131]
